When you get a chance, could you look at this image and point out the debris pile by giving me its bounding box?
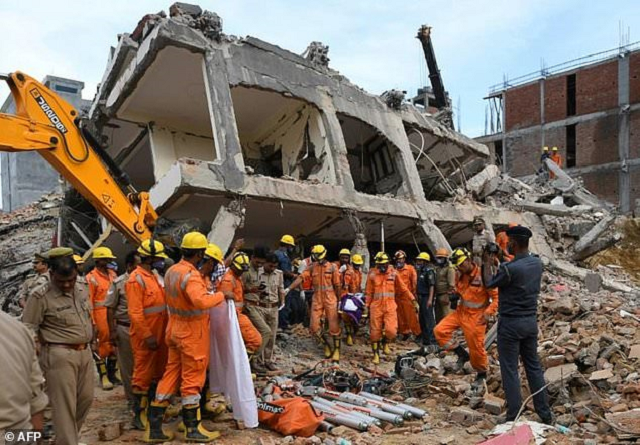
[0,193,61,315]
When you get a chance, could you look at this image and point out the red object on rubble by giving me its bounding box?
[477,424,534,445]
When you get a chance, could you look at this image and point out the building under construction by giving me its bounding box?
[479,42,640,214]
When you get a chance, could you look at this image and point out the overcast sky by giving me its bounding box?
[1,0,640,138]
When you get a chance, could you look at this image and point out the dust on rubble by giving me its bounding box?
[586,218,640,285]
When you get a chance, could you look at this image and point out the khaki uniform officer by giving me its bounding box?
[0,311,48,436]
[23,255,94,445]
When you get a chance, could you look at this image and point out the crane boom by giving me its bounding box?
[416,25,448,110]
[0,71,157,244]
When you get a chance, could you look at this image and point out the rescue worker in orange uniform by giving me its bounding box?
[287,245,342,362]
[549,146,563,179]
[351,254,364,293]
[146,232,229,443]
[336,248,358,294]
[218,252,263,372]
[434,248,498,389]
[126,240,170,431]
[362,252,414,364]
[87,246,119,390]
[394,251,421,340]
[495,223,517,262]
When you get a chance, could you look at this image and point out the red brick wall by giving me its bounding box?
[575,114,619,166]
[582,169,619,205]
[505,83,540,131]
[544,76,566,122]
[629,52,640,104]
[576,61,618,115]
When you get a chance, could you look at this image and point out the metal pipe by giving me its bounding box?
[315,398,380,426]
[309,401,368,431]
[318,388,411,419]
[358,391,427,418]
[335,401,403,426]
[318,421,334,433]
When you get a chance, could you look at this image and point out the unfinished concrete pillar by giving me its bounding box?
[418,220,451,254]
[207,199,245,254]
[343,210,370,288]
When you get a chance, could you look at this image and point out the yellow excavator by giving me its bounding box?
[0,71,158,245]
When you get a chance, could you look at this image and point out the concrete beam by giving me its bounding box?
[572,215,617,261]
[518,202,592,217]
[618,52,631,213]
[207,200,245,254]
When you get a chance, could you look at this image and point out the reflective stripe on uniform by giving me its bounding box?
[143,305,167,315]
[373,292,395,299]
[135,274,146,289]
[181,272,192,292]
[316,285,334,291]
[89,277,98,286]
[168,306,207,318]
[461,299,487,309]
[93,301,107,308]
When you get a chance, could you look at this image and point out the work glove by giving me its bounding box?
[450,293,461,310]
[412,300,420,312]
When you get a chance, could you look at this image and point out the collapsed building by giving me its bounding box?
[79,3,551,261]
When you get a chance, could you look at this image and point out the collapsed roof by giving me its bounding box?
[85,3,549,258]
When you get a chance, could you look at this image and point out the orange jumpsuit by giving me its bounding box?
[434,264,498,372]
[301,262,341,336]
[218,269,262,353]
[126,266,169,393]
[352,269,363,294]
[549,153,563,179]
[155,260,224,406]
[365,267,413,342]
[338,263,359,294]
[496,232,514,262]
[395,265,421,336]
[87,268,117,358]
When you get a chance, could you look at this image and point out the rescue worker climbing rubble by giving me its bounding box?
[87,246,119,390]
[434,247,498,390]
[146,232,230,443]
[394,250,421,341]
[363,252,413,364]
[219,252,263,373]
[287,245,342,362]
[126,240,170,431]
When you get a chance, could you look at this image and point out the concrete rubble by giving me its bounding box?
[1,3,640,444]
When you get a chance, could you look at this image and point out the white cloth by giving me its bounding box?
[209,300,258,428]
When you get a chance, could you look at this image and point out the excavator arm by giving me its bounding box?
[0,71,157,244]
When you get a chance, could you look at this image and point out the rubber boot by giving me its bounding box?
[106,357,122,385]
[204,392,226,418]
[183,404,220,442]
[371,342,380,365]
[316,333,332,359]
[454,345,470,369]
[132,392,149,431]
[143,402,173,443]
[381,338,391,355]
[346,331,354,346]
[96,359,114,390]
[331,337,340,363]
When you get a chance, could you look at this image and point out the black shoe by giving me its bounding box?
[106,357,122,385]
[540,414,555,425]
[454,346,470,368]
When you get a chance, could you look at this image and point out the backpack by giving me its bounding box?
[257,397,324,437]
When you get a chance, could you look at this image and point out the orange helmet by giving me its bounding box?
[508,222,518,228]
[435,248,449,258]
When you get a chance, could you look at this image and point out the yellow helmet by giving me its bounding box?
[73,254,85,265]
[551,146,558,152]
[394,250,406,259]
[93,246,116,260]
[280,234,295,246]
[543,146,549,152]
[204,243,224,263]
[180,232,208,250]
[450,248,470,267]
[374,252,390,264]
[311,245,327,261]
[231,252,250,272]
[416,252,431,262]
[138,239,169,258]
[339,248,351,256]
[352,254,364,265]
